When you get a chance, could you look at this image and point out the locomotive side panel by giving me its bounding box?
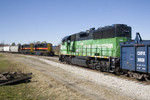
[136,47,147,73]
[70,37,127,58]
[34,43,54,56]
[120,47,135,71]
[60,24,131,58]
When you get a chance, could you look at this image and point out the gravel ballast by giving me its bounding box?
[27,55,150,100]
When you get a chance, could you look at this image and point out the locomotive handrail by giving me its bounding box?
[64,47,114,57]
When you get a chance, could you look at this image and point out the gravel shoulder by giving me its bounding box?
[6,53,150,100]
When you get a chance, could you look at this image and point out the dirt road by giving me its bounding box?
[5,53,147,100]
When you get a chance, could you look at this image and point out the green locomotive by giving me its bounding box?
[59,24,131,72]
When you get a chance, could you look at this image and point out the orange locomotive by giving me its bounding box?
[19,43,54,56]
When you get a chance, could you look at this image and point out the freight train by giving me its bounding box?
[59,24,150,81]
[0,43,54,56]
[1,24,150,81]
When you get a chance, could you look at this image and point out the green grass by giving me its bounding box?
[0,54,11,73]
[0,59,21,74]
[0,84,48,100]
[0,84,34,100]
[0,60,11,70]
[0,54,4,57]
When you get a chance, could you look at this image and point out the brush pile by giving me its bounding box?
[0,72,32,86]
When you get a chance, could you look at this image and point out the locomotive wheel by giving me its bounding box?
[95,62,100,70]
[91,60,96,69]
[59,56,64,62]
[99,61,105,72]
[144,75,150,82]
[136,74,144,81]
[100,61,109,72]
[100,67,104,72]
[145,77,150,82]
[128,71,134,78]
[66,57,71,64]
[95,66,100,70]
[115,67,121,75]
[105,61,109,72]
[88,60,95,69]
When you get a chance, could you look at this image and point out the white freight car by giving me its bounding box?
[3,46,10,52]
[0,47,3,52]
[10,46,19,53]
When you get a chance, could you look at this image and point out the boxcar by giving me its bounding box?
[120,33,150,81]
[0,47,3,52]
[10,46,19,53]
[3,46,10,52]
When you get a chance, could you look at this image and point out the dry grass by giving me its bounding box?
[0,53,90,100]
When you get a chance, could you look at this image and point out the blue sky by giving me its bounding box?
[0,0,150,45]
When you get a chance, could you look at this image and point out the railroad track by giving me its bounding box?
[31,54,150,85]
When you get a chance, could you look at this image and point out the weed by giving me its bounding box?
[0,54,40,100]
